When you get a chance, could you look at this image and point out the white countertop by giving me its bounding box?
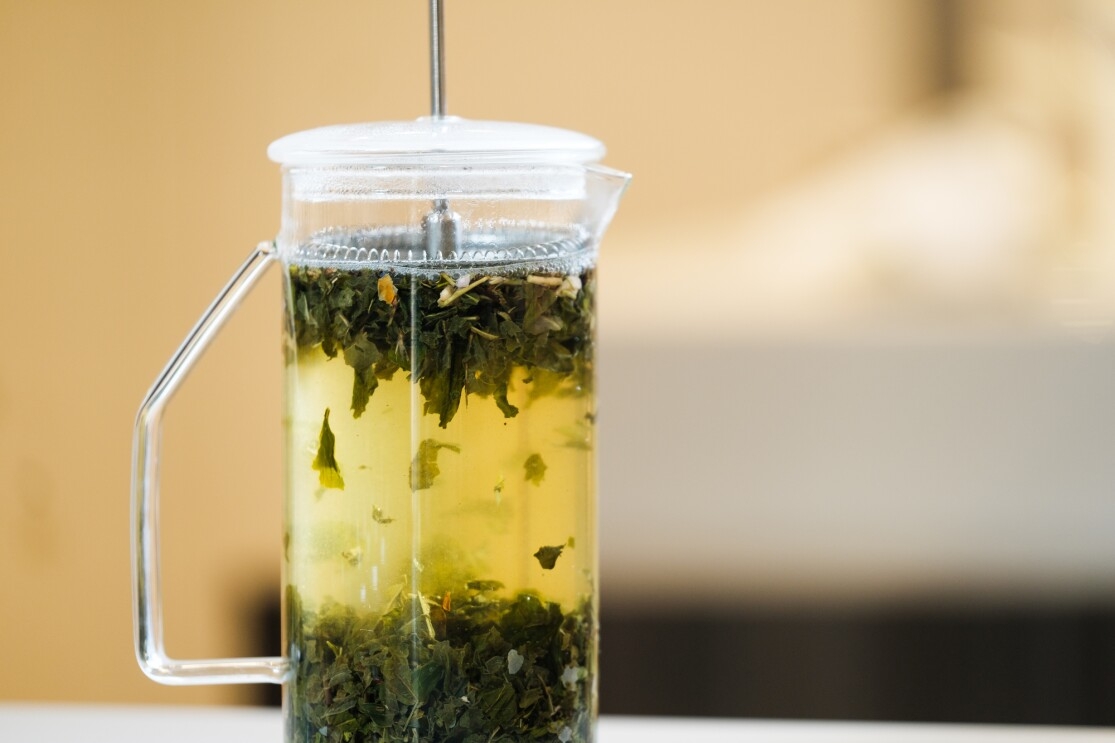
[3,704,1115,743]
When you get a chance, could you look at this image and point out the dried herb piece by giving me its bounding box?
[437,275,489,307]
[287,586,594,743]
[524,453,547,485]
[312,408,344,490]
[340,547,361,566]
[288,266,595,428]
[377,274,396,304]
[410,439,461,491]
[533,545,564,570]
[507,648,524,674]
[372,506,394,525]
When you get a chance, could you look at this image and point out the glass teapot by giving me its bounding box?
[131,115,629,743]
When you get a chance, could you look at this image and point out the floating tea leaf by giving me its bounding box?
[288,266,595,427]
[533,545,564,570]
[340,547,361,566]
[343,332,381,418]
[311,408,344,490]
[409,439,460,490]
[524,453,547,485]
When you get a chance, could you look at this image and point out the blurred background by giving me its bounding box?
[5,0,1115,724]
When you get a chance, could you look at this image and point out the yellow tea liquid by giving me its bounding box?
[285,357,596,610]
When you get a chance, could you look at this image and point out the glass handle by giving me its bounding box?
[131,242,289,685]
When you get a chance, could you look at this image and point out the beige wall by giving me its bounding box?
[0,1,938,704]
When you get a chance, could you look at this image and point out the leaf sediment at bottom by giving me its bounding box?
[286,586,595,743]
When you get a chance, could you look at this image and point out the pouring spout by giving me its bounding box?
[582,164,632,242]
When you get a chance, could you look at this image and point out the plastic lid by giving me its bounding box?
[268,116,606,167]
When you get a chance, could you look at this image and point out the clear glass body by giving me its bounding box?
[129,124,627,716]
[280,217,610,743]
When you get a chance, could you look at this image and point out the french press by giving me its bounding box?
[132,4,628,741]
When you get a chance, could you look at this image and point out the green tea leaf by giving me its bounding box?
[533,545,564,570]
[494,381,519,419]
[342,330,380,371]
[340,547,362,566]
[287,586,594,743]
[312,408,344,490]
[350,367,378,418]
[524,453,547,486]
[288,266,596,428]
[410,439,461,491]
[344,332,381,418]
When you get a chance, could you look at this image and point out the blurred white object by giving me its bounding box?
[603,103,1064,341]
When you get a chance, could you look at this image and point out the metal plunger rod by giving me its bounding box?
[424,0,460,258]
[430,0,446,118]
